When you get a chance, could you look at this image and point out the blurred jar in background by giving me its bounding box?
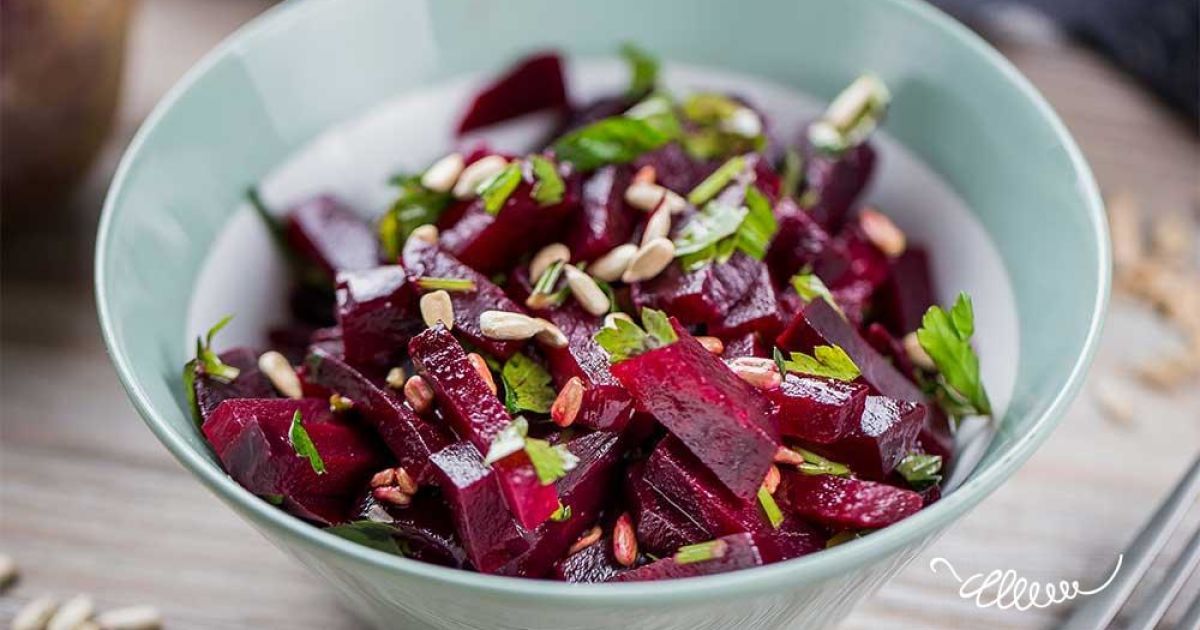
[2,0,133,213]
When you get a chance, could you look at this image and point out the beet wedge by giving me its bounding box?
[767,373,869,444]
[610,321,777,499]
[642,437,766,537]
[877,246,937,336]
[190,347,278,424]
[778,472,922,529]
[354,491,469,569]
[566,165,639,261]
[610,533,765,582]
[335,265,420,374]
[401,237,524,359]
[707,260,784,340]
[751,515,826,563]
[456,52,568,134]
[304,347,451,483]
[809,395,925,480]
[409,325,559,529]
[203,398,384,525]
[285,195,380,277]
[626,463,709,557]
[429,442,531,573]
[798,137,876,232]
[553,538,629,583]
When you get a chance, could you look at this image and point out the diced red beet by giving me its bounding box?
[552,538,629,583]
[707,261,784,339]
[779,473,922,529]
[877,246,937,336]
[309,326,345,358]
[203,399,384,525]
[864,323,918,385]
[284,195,380,277]
[428,442,530,573]
[536,302,634,432]
[192,348,278,423]
[408,326,559,529]
[335,266,420,374]
[810,396,925,479]
[355,491,469,569]
[440,170,579,274]
[267,325,317,365]
[565,165,639,261]
[631,263,722,325]
[631,143,718,194]
[720,332,768,360]
[642,437,766,536]
[765,198,835,285]
[288,283,337,328]
[401,238,524,359]
[626,463,708,556]
[611,323,777,498]
[767,373,868,444]
[751,516,826,563]
[798,136,877,232]
[918,406,955,466]
[498,432,622,577]
[456,53,569,134]
[304,347,451,483]
[610,533,765,582]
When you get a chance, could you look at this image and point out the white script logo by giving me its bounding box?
[929,555,1123,610]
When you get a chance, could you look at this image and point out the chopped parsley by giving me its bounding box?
[501,353,557,415]
[674,539,729,565]
[414,277,477,292]
[678,93,766,159]
[826,530,871,548]
[288,410,326,475]
[182,315,240,423]
[775,345,860,382]
[757,486,785,529]
[674,185,776,271]
[527,259,570,308]
[325,521,406,556]
[790,271,844,317]
[795,448,851,477]
[550,502,573,522]
[687,155,747,206]
[378,174,454,259]
[552,116,674,172]
[619,43,659,98]
[916,292,992,422]
[528,155,565,206]
[478,162,524,214]
[594,307,679,363]
[896,453,943,490]
[524,438,580,485]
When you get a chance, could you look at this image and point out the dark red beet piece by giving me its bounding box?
[203,398,383,525]
[552,539,628,583]
[641,437,766,537]
[456,53,568,134]
[779,473,922,529]
[192,348,277,424]
[631,143,718,194]
[765,198,835,285]
[335,266,420,374]
[626,463,708,556]
[611,323,777,499]
[864,323,918,385]
[428,442,530,573]
[440,170,579,274]
[610,533,765,582]
[285,195,380,277]
[707,260,784,340]
[720,332,768,360]
[498,432,622,577]
[537,302,634,433]
[408,326,559,529]
[767,373,869,444]
[401,238,523,359]
[304,347,451,483]
[355,491,469,569]
[565,165,639,261]
[799,137,877,232]
[810,396,925,479]
[877,246,937,336]
[751,515,826,563]
[558,96,635,136]
[631,263,722,325]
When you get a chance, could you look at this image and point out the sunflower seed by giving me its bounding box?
[622,238,675,283]
[530,243,571,284]
[421,153,465,193]
[409,224,439,245]
[94,605,163,630]
[533,319,568,348]
[452,155,509,199]
[641,207,672,246]
[859,208,906,257]
[385,367,406,390]
[902,332,936,371]
[404,375,435,413]
[568,526,603,556]
[564,264,611,316]
[479,311,543,340]
[589,244,638,282]
[467,352,497,395]
[419,290,455,330]
[13,596,58,630]
[48,594,94,630]
[551,377,585,427]
[695,336,724,355]
[257,351,303,399]
[612,513,638,567]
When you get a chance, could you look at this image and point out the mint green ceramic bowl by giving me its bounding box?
[96,0,1108,627]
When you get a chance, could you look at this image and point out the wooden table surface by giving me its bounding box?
[2,1,1198,628]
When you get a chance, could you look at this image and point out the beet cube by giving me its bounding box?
[707,261,784,340]
[720,332,768,360]
[538,303,634,432]
[401,238,524,359]
[566,165,639,261]
[810,396,925,479]
[626,463,709,556]
[429,442,530,573]
[611,323,777,498]
[284,195,379,277]
[877,246,937,336]
[779,473,922,529]
[304,347,451,483]
[765,198,835,284]
[192,347,277,424]
[203,399,383,525]
[456,53,568,134]
[553,539,628,583]
[767,373,869,444]
[751,516,826,563]
[798,136,877,232]
[335,266,420,374]
[631,143,718,194]
[610,533,765,582]
[630,263,721,325]
[642,437,766,536]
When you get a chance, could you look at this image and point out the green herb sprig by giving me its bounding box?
[594,308,678,363]
[774,345,860,382]
[288,410,326,475]
[916,293,992,422]
[501,354,557,415]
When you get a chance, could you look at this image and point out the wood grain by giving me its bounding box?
[1,2,1197,628]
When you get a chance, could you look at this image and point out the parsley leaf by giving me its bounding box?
[414,277,476,292]
[916,292,992,420]
[479,162,523,214]
[674,540,729,565]
[550,502,572,522]
[288,410,326,475]
[735,184,777,260]
[528,155,565,206]
[594,308,678,363]
[325,521,406,556]
[757,486,784,529]
[624,93,682,139]
[687,155,746,206]
[620,43,659,98]
[524,438,580,485]
[790,271,844,317]
[552,117,674,172]
[183,315,240,422]
[378,174,453,259]
[896,453,943,490]
[674,185,776,270]
[778,345,860,381]
[484,416,529,465]
[674,201,747,257]
[501,354,557,415]
[795,448,851,477]
[678,93,767,159]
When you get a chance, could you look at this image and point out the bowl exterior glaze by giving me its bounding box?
[95,0,1109,628]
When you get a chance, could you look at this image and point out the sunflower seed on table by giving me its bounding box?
[13,596,58,630]
[47,594,95,630]
[94,606,164,630]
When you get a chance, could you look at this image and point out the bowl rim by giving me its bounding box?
[95,0,1110,605]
